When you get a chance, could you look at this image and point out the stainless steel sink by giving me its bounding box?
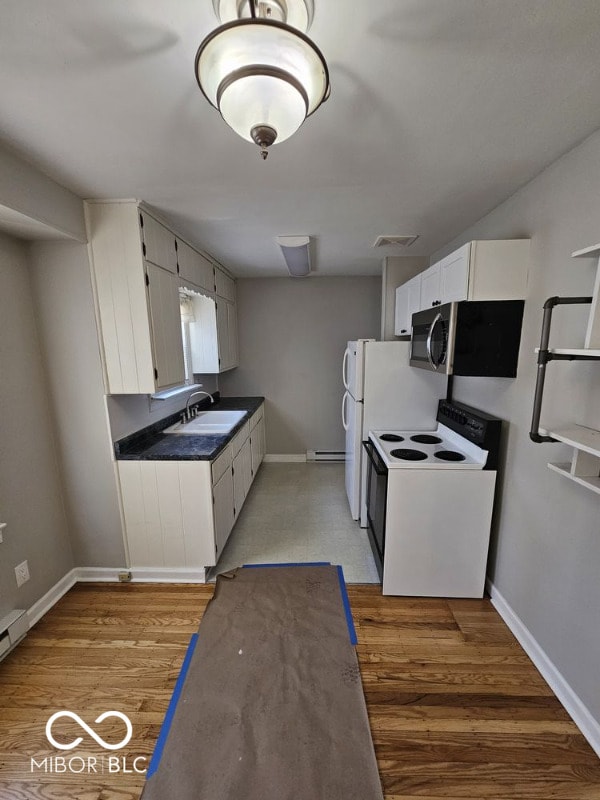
[163,409,246,436]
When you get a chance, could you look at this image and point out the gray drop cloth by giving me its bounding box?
[142,565,383,800]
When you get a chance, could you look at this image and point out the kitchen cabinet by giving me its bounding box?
[397,240,530,316]
[233,439,252,520]
[140,211,178,274]
[420,263,442,309]
[216,297,239,371]
[177,238,214,293]
[213,455,235,556]
[117,402,265,574]
[394,274,421,335]
[146,263,186,390]
[86,201,185,393]
[87,200,239,390]
[250,407,266,476]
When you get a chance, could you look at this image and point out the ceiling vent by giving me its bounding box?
[372,235,419,248]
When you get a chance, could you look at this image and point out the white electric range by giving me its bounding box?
[363,400,502,597]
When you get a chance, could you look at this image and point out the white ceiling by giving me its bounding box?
[2,0,600,276]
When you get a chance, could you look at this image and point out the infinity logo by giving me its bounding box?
[45,711,133,751]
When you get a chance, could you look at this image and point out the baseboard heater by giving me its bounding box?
[0,610,28,662]
[306,450,345,462]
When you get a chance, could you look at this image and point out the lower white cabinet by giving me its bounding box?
[213,464,235,557]
[117,403,265,571]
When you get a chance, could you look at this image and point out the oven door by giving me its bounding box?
[363,440,388,581]
[410,304,456,373]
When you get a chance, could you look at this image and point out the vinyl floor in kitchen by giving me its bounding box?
[213,462,380,583]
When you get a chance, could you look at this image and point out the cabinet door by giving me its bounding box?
[146,263,185,389]
[227,300,239,368]
[407,275,422,327]
[250,417,265,478]
[213,466,234,558]
[394,282,411,336]
[177,239,214,292]
[420,263,441,309]
[215,267,236,302]
[140,212,178,274]
[440,243,470,304]
[216,298,230,371]
[233,438,252,518]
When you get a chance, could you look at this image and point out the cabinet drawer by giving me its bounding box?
[212,444,232,485]
[230,421,250,458]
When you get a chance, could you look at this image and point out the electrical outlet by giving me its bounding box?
[15,560,30,588]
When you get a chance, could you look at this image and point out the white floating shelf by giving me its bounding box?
[547,425,600,457]
[548,462,600,496]
[571,243,600,259]
[534,347,600,357]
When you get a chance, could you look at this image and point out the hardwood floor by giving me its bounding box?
[0,582,598,799]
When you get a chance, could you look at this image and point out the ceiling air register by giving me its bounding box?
[195,0,330,159]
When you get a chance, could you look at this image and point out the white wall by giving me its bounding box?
[219,277,381,453]
[0,233,75,617]
[432,130,600,726]
[106,376,219,442]
[28,240,125,567]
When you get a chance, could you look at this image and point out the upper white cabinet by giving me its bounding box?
[439,243,470,303]
[177,238,214,293]
[215,268,236,303]
[86,201,185,394]
[420,263,442,309]
[140,211,178,274]
[395,240,530,323]
[87,200,239,390]
[394,274,421,335]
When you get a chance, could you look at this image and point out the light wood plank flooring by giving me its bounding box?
[0,583,598,799]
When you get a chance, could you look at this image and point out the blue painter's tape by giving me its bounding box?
[242,562,331,568]
[336,565,358,645]
[146,632,199,779]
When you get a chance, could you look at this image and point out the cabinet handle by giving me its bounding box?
[400,328,407,333]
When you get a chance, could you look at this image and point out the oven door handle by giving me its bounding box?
[426,312,443,369]
[362,440,387,475]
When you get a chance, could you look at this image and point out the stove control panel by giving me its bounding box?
[437,400,502,469]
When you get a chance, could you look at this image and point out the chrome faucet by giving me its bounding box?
[184,390,214,421]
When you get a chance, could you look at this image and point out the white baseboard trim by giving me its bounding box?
[76,567,126,582]
[27,568,77,628]
[129,567,206,583]
[486,578,600,758]
[26,566,208,628]
[263,454,307,463]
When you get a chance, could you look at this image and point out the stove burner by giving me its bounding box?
[410,434,443,444]
[390,448,428,461]
[379,434,404,442]
[434,450,466,462]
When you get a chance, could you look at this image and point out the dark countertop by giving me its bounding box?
[114,395,264,461]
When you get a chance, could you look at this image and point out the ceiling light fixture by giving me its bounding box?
[195,0,330,159]
[276,235,312,276]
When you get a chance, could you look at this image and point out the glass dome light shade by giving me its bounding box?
[195,19,329,134]
[219,73,308,143]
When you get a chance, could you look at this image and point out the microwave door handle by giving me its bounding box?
[426,313,442,369]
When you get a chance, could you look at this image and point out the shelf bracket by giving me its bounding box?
[530,295,593,443]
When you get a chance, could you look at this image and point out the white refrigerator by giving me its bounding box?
[342,339,447,524]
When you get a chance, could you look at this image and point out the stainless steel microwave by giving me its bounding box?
[409,300,525,377]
